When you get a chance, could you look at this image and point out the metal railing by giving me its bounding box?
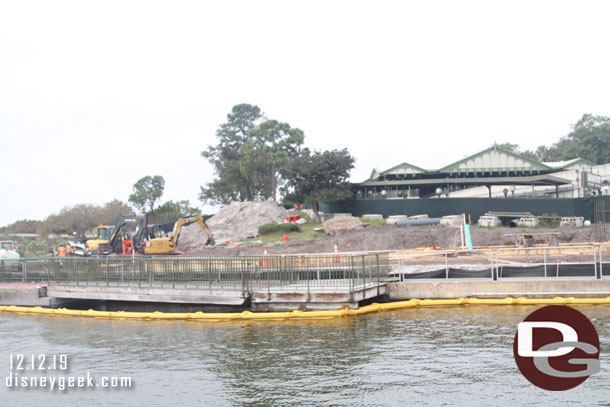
[598,244,610,280]
[5,245,605,287]
[392,248,495,281]
[0,258,48,282]
[0,253,391,296]
[494,245,597,280]
[391,245,601,281]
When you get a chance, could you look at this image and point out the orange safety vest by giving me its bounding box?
[58,247,66,257]
[66,244,73,253]
[122,239,133,255]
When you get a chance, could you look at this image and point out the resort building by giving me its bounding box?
[354,145,609,200]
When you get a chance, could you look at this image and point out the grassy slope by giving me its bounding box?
[257,222,325,245]
[255,218,387,246]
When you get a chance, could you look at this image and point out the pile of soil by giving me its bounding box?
[185,224,597,256]
[177,200,288,252]
[175,222,214,252]
[322,216,362,233]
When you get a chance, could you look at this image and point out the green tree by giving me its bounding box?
[246,120,305,201]
[200,104,265,204]
[551,114,610,163]
[282,149,355,222]
[200,104,305,204]
[94,200,134,225]
[37,200,133,237]
[0,219,40,234]
[496,142,519,152]
[534,145,556,162]
[150,200,201,224]
[129,175,165,215]
[41,204,97,237]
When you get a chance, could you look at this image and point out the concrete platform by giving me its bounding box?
[0,283,54,307]
[45,280,387,311]
[251,282,386,311]
[387,279,610,300]
[47,284,249,306]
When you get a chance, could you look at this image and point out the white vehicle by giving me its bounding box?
[0,241,21,270]
[69,240,88,257]
[0,240,16,251]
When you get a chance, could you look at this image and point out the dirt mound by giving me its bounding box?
[176,222,214,252]
[323,216,362,233]
[179,200,289,251]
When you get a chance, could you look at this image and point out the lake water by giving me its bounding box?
[0,305,609,406]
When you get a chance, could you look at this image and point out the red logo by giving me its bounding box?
[513,305,600,391]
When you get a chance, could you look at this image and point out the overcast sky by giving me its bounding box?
[1,0,609,226]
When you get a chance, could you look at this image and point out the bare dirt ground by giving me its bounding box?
[185,225,597,256]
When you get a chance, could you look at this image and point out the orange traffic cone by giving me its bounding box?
[263,246,268,268]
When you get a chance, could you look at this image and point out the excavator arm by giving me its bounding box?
[144,213,214,255]
[171,213,215,248]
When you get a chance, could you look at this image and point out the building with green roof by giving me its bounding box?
[354,145,599,199]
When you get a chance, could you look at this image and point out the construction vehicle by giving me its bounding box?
[0,240,16,251]
[143,213,214,255]
[68,240,88,257]
[86,225,114,255]
[98,214,148,255]
[0,240,21,270]
[147,221,175,240]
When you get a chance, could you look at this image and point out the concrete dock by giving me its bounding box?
[3,253,610,311]
[0,283,53,307]
[0,281,388,311]
[386,279,610,300]
[251,281,387,311]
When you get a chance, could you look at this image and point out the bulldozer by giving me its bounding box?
[143,213,214,255]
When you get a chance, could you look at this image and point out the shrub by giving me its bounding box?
[365,219,386,227]
[258,223,301,235]
[538,213,561,228]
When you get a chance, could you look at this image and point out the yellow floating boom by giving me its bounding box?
[2,296,610,321]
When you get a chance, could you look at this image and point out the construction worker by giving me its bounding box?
[65,242,73,256]
[122,233,133,255]
[58,245,66,257]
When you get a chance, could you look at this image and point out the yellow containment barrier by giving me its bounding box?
[2,296,610,321]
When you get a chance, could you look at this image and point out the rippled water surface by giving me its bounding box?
[1,305,609,406]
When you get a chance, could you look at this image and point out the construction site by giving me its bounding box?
[2,145,610,313]
[2,196,610,314]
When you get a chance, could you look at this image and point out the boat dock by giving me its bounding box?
[0,254,388,311]
[3,244,610,311]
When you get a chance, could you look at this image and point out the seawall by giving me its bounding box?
[387,279,610,300]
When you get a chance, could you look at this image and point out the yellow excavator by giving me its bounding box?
[86,225,114,255]
[143,213,214,255]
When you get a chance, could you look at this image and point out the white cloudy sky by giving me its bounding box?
[1,0,609,226]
